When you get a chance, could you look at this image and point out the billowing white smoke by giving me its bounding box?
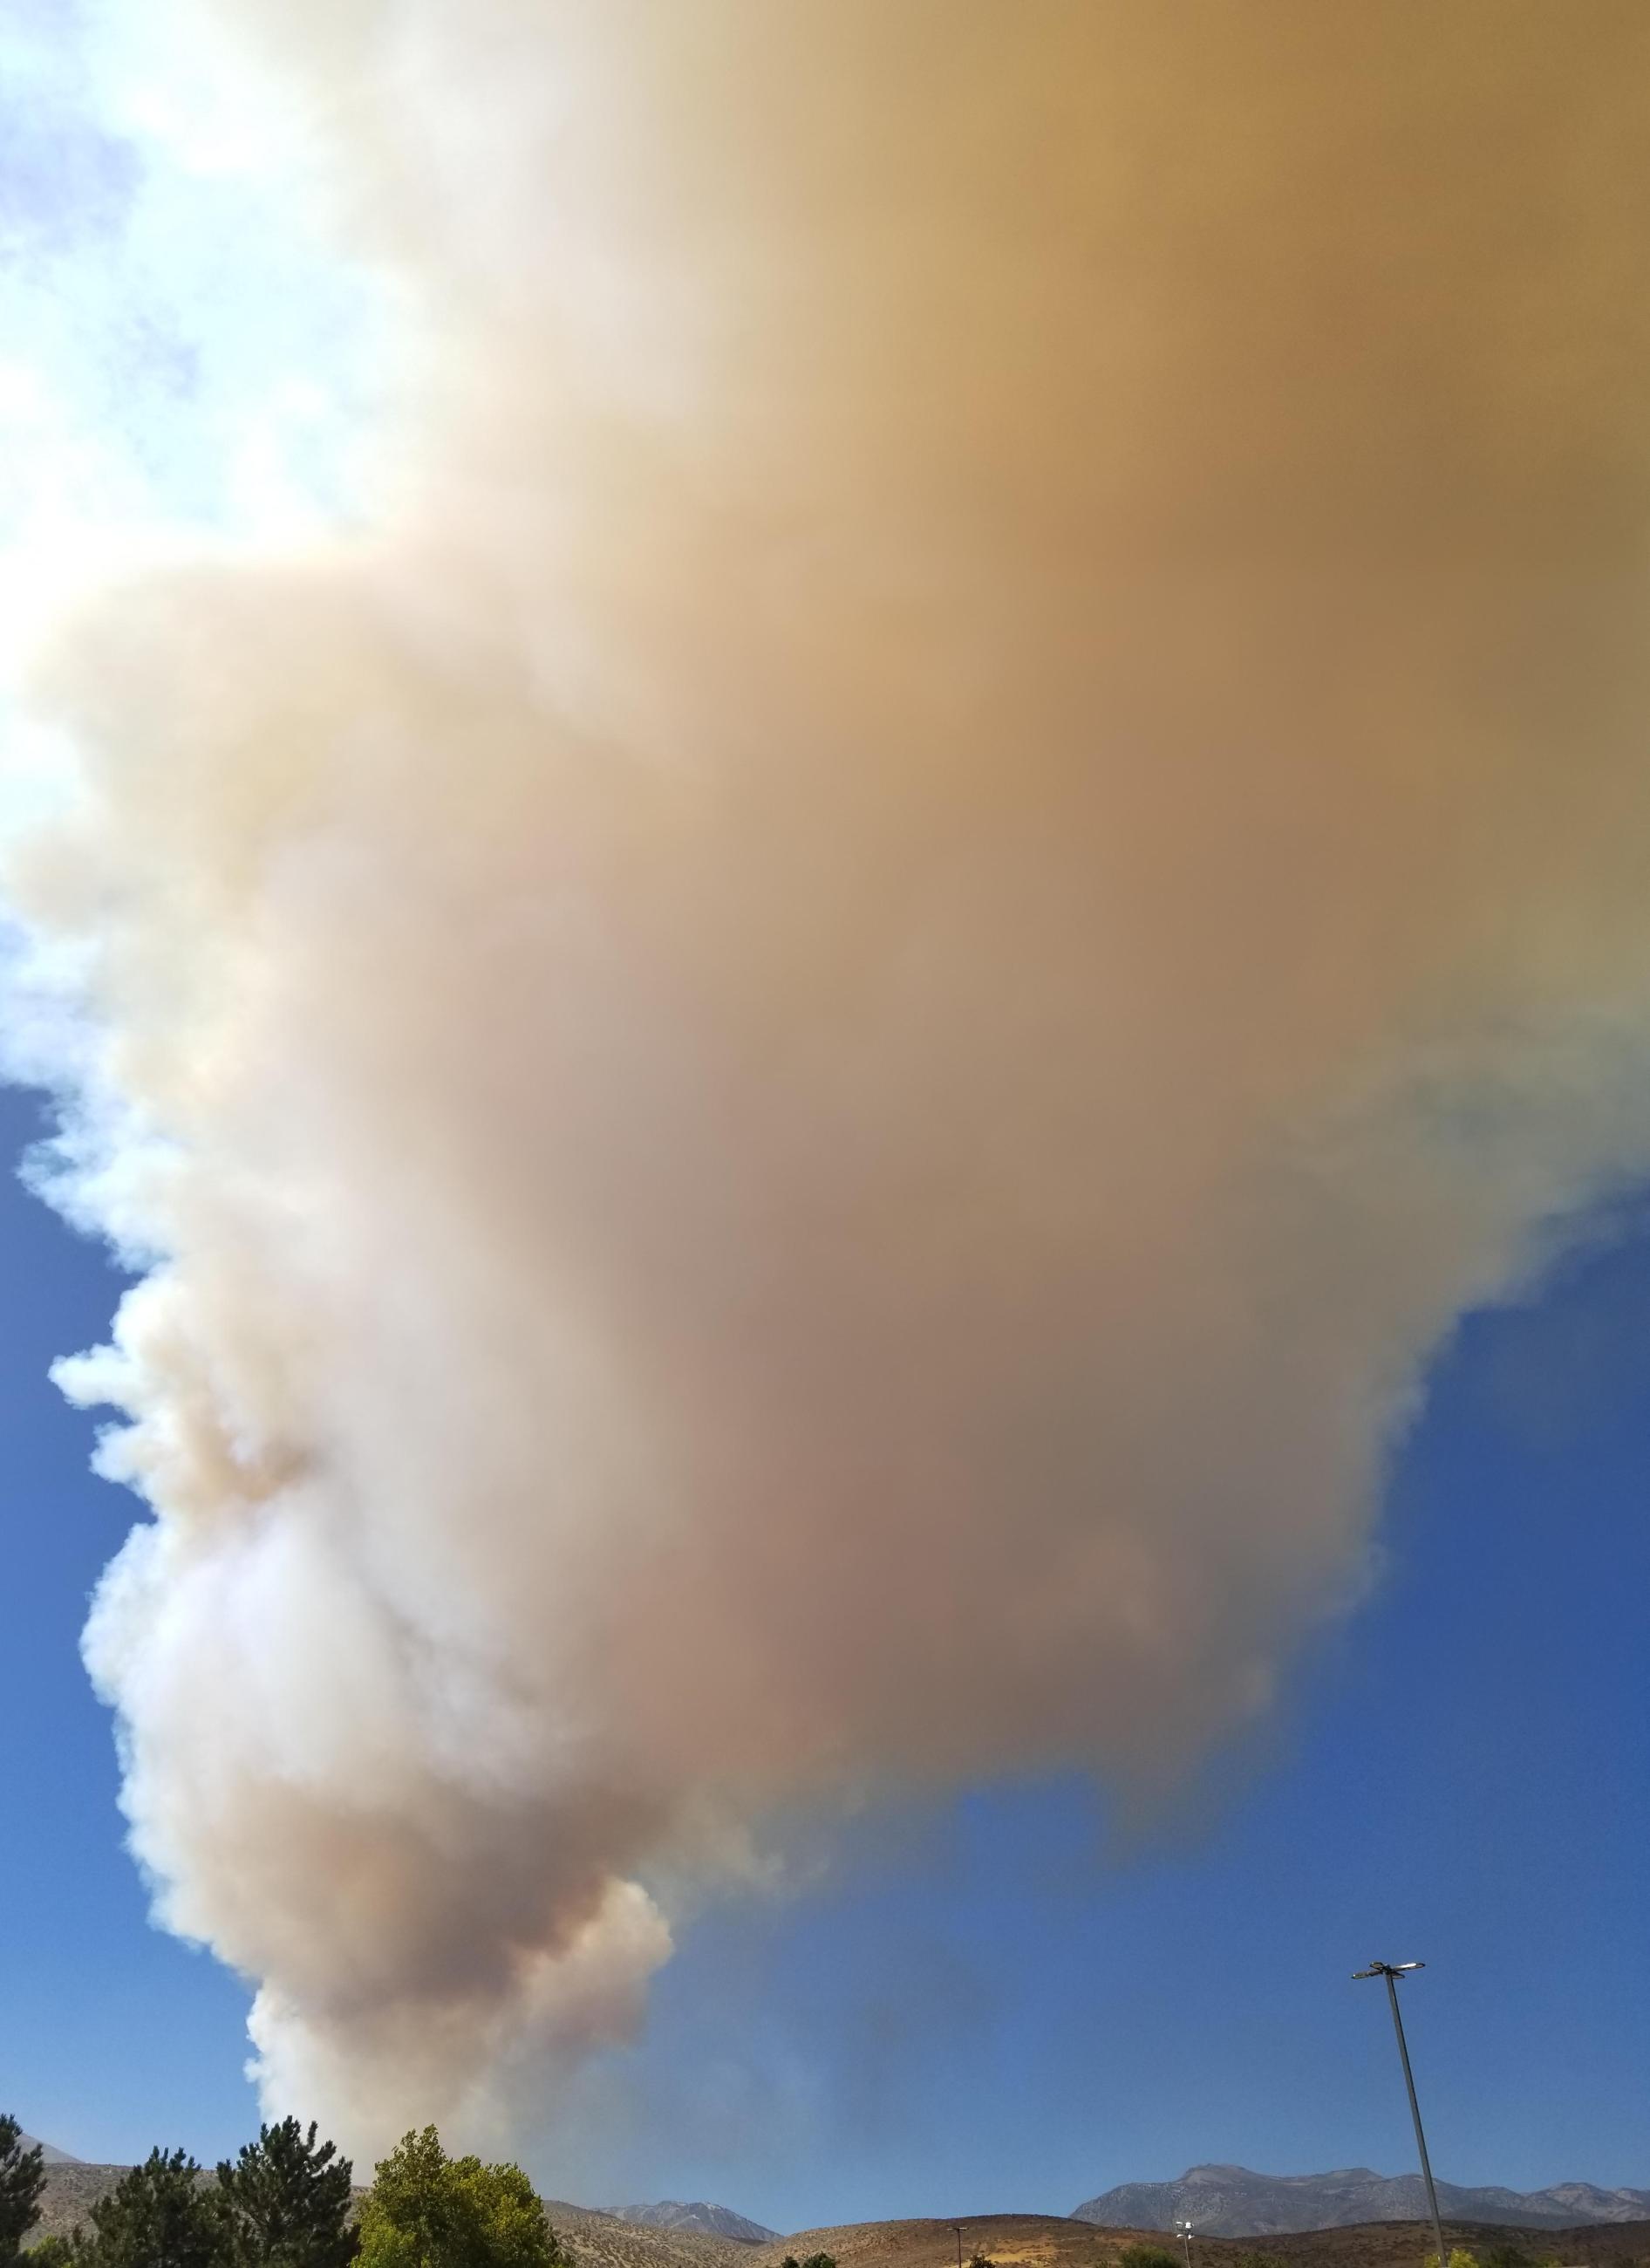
[8,0,1650,2159]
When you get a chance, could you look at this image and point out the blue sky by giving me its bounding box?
[3,1050,1647,2220]
[1,0,1647,2236]
[0,0,372,666]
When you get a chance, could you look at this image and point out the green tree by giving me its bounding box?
[1118,2250,1180,2268]
[0,2116,46,2264]
[217,2121,357,2268]
[30,2237,85,2268]
[355,2130,563,2268]
[781,2254,836,2268]
[80,2148,231,2268]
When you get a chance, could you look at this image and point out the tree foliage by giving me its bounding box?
[1118,2249,1181,2268]
[81,2149,231,2268]
[0,2118,45,2265]
[355,2129,564,2268]
[29,2237,82,2268]
[217,2120,358,2268]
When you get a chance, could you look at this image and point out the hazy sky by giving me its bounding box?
[2,0,1648,2231]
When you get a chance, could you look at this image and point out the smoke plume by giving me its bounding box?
[8,0,1650,2156]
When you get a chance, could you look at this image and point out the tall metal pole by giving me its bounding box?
[1353,1962,1449,2268]
[1176,2219,1193,2268]
[1383,1971,1449,2268]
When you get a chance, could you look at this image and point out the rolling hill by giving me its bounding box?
[745,2215,1650,2268]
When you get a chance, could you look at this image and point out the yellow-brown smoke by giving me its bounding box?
[9,0,1650,2156]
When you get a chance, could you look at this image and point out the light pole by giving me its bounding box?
[951,2226,963,2268]
[1353,1960,1449,2268]
[1174,2218,1194,2268]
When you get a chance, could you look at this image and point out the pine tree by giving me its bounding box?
[30,2237,84,2268]
[217,2121,357,2268]
[81,2148,231,2268]
[0,2116,46,2264]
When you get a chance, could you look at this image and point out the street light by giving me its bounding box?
[1353,1960,1449,2268]
[1174,2219,1194,2268]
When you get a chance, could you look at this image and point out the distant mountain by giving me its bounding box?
[18,2137,82,2167]
[612,2206,779,2244]
[1070,2166,1650,2237]
[1537,2187,1650,2224]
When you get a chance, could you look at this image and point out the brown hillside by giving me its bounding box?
[544,2202,747,2268]
[1239,2226,1650,2268]
[751,2215,1135,2268]
[32,2165,130,2245]
[747,2217,1650,2268]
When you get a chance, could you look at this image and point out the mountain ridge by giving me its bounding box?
[611,2207,779,2244]
[1071,2166,1650,2237]
[17,2137,81,2168]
